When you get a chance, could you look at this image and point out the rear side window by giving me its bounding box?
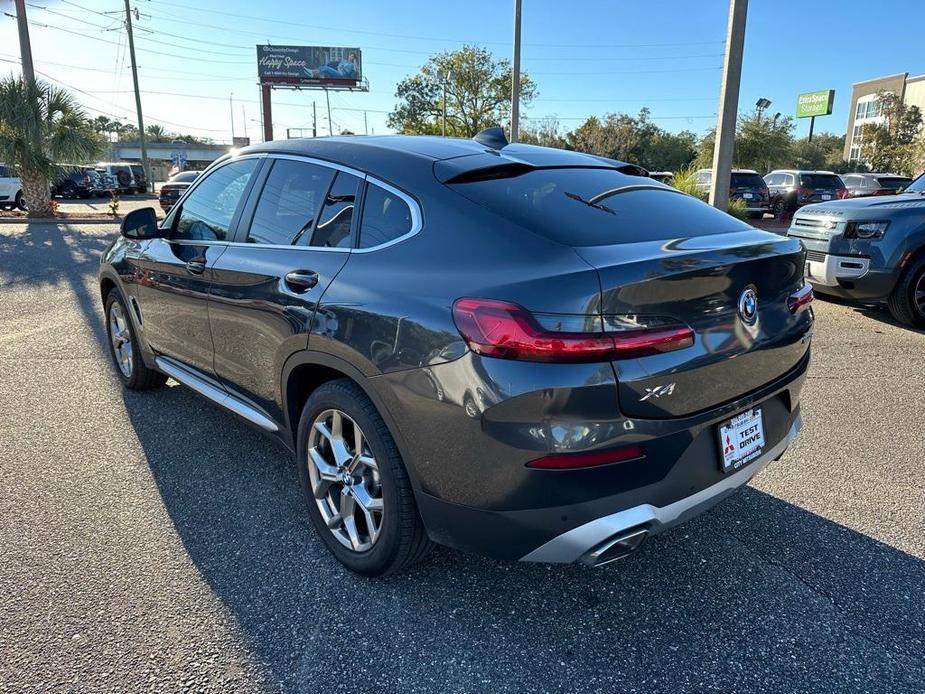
[359,183,414,249]
[449,167,749,247]
[730,173,765,188]
[247,159,334,245]
[800,174,844,189]
[0,165,7,177]
[308,171,362,248]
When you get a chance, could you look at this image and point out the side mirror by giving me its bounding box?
[121,207,160,239]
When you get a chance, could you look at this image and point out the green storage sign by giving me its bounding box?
[796,90,835,118]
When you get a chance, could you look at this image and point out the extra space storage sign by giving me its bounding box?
[796,90,835,118]
[257,45,362,88]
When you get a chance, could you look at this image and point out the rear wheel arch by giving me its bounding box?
[282,352,415,482]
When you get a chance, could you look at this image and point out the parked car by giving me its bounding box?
[96,162,137,194]
[129,163,147,194]
[51,167,105,199]
[841,173,912,198]
[94,169,118,194]
[100,132,813,575]
[787,171,925,327]
[764,170,847,218]
[158,170,200,211]
[0,162,25,211]
[648,171,674,184]
[693,168,771,218]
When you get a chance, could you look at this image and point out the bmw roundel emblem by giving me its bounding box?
[738,286,758,325]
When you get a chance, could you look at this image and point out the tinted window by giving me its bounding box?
[907,174,925,193]
[450,167,749,247]
[359,184,414,249]
[170,171,200,183]
[174,158,257,241]
[800,174,844,189]
[730,173,765,188]
[875,176,911,190]
[308,171,361,248]
[0,165,8,177]
[247,159,334,245]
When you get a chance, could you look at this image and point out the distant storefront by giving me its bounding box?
[111,142,235,181]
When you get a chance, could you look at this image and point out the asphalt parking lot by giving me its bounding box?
[0,222,922,693]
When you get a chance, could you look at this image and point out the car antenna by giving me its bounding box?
[472,126,509,151]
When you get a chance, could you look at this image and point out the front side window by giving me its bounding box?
[359,184,414,249]
[174,158,257,241]
[308,171,362,249]
[247,159,334,245]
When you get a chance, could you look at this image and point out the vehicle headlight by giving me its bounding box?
[845,220,889,239]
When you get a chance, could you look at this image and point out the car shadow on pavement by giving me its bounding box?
[119,382,925,693]
[812,292,925,334]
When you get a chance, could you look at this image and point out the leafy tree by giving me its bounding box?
[733,110,795,173]
[791,133,846,171]
[387,45,536,138]
[519,116,567,149]
[859,91,925,175]
[0,77,101,216]
[644,129,698,171]
[145,124,170,143]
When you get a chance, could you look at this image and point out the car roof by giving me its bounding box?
[768,169,839,175]
[240,135,643,188]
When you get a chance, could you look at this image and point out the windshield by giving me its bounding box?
[449,167,749,246]
[906,174,925,193]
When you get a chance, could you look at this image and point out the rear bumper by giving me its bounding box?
[395,347,810,562]
[522,416,800,563]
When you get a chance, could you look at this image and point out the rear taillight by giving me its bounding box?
[797,187,814,202]
[788,284,813,314]
[838,189,849,199]
[452,298,694,363]
[82,175,90,186]
[526,445,645,470]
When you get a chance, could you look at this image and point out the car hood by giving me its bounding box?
[798,192,925,216]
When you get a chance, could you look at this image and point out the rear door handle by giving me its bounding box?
[186,258,206,275]
[284,270,319,292]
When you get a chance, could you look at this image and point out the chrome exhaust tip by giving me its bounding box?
[581,527,648,567]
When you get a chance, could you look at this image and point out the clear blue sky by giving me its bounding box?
[1,0,924,143]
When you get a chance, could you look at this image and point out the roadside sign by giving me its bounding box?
[796,90,835,118]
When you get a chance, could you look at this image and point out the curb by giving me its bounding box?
[0,217,122,225]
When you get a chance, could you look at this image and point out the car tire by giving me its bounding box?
[104,290,167,390]
[296,378,433,576]
[60,182,78,200]
[15,191,26,211]
[887,254,925,328]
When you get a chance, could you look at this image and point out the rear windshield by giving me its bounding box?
[730,173,766,188]
[170,171,199,182]
[875,176,911,190]
[130,165,144,174]
[800,174,844,189]
[449,167,748,246]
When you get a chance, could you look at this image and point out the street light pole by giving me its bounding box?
[709,0,748,212]
[230,93,235,140]
[123,0,151,192]
[13,0,35,82]
[510,0,522,142]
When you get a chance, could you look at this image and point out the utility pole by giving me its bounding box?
[13,0,35,82]
[510,0,522,142]
[312,101,317,137]
[709,0,748,212]
[260,84,273,141]
[325,89,333,136]
[123,0,151,192]
[241,104,247,139]
[363,111,368,136]
[230,93,235,140]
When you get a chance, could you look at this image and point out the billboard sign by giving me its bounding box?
[796,90,835,118]
[257,45,362,88]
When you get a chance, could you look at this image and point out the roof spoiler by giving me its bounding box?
[472,126,509,150]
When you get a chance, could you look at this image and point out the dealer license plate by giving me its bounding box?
[821,194,832,200]
[718,408,765,473]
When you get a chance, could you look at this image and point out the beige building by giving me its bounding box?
[845,72,925,162]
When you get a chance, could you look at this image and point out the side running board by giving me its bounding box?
[154,356,279,433]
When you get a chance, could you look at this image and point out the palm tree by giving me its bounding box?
[0,77,101,216]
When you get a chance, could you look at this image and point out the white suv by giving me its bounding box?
[0,163,25,211]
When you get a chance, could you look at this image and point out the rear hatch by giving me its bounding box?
[446,165,811,419]
[730,172,769,206]
[799,173,846,204]
[874,176,912,194]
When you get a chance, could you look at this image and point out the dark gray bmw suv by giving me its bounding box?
[100,133,814,575]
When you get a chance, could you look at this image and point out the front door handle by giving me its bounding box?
[284,270,319,292]
[186,257,206,275]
